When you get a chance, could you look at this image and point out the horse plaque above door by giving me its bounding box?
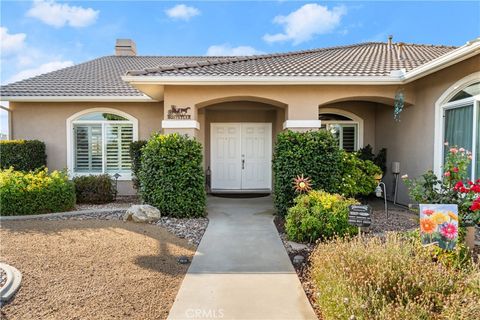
[167,105,192,120]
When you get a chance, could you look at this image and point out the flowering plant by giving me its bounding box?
[403,144,480,226]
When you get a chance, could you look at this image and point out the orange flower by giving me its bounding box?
[420,218,436,234]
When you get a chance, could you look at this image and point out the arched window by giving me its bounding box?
[67,108,138,179]
[319,109,363,152]
[441,81,480,179]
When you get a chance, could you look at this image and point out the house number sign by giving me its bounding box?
[167,105,192,120]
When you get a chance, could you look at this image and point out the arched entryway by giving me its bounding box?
[198,98,286,193]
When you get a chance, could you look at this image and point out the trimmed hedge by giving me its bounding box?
[129,140,147,190]
[0,168,76,215]
[272,130,343,216]
[0,140,47,171]
[73,174,116,204]
[139,133,206,217]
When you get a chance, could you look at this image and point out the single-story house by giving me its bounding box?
[1,38,479,205]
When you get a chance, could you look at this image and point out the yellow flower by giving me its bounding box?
[447,211,458,221]
[431,212,448,225]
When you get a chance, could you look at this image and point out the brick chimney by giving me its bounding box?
[115,39,136,56]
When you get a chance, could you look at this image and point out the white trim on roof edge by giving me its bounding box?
[122,75,404,85]
[1,95,157,102]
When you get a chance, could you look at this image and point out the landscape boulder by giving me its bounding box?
[123,205,161,223]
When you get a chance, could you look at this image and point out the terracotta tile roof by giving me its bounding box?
[0,42,457,97]
[127,42,456,77]
[0,56,227,97]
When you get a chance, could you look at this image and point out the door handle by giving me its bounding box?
[242,159,245,170]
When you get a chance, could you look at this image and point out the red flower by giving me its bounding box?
[452,167,459,173]
[444,171,451,177]
[453,181,464,191]
[471,198,480,211]
[423,209,435,216]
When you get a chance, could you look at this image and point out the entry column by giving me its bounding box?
[162,94,200,138]
[283,102,321,132]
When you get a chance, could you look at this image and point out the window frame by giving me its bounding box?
[321,121,359,151]
[434,72,480,180]
[66,108,138,180]
[319,108,364,151]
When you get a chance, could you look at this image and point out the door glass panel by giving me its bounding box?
[476,104,480,180]
[444,104,473,176]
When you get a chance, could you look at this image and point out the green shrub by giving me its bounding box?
[273,130,343,216]
[357,144,387,173]
[139,133,206,217]
[73,174,116,204]
[0,168,76,215]
[129,140,147,190]
[339,151,382,197]
[309,233,479,320]
[285,190,358,242]
[0,140,47,171]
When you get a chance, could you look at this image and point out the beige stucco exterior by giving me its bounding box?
[9,54,480,203]
[10,101,163,194]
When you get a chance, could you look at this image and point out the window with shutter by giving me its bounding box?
[319,113,359,151]
[70,110,137,177]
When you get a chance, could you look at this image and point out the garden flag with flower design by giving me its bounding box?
[419,204,458,250]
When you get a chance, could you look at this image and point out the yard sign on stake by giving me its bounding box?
[419,204,459,251]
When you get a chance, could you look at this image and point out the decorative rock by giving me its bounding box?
[123,205,161,223]
[287,241,309,252]
[293,255,304,264]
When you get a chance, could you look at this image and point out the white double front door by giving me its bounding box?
[211,123,272,191]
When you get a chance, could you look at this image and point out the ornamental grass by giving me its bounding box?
[309,233,480,320]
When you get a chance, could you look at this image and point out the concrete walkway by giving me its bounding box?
[167,196,317,320]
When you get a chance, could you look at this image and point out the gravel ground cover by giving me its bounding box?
[75,195,140,211]
[156,217,209,247]
[0,219,196,320]
[20,210,209,247]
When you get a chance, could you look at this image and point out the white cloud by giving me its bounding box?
[0,27,26,56]
[206,44,264,56]
[165,4,200,21]
[8,60,74,83]
[27,0,99,28]
[263,3,347,45]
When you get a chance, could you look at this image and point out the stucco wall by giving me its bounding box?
[10,101,164,194]
[375,55,480,205]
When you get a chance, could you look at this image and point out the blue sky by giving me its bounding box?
[2,1,479,135]
[1,0,479,86]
